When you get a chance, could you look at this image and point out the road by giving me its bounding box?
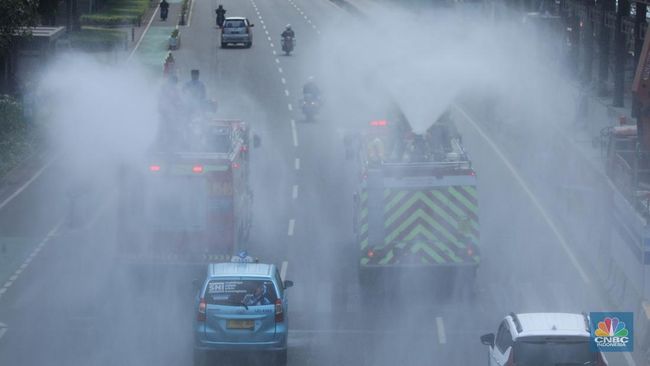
[0,0,632,365]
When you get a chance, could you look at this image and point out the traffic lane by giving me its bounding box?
[173,0,298,265]
[0,158,67,237]
[0,189,199,366]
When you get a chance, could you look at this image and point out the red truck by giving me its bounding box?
[117,119,257,264]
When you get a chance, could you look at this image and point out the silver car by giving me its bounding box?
[221,17,254,48]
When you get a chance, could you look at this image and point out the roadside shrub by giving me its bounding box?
[68,28,127,51]
[80,14,141,26]
[0,95,35,178]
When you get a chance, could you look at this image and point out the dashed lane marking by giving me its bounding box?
[281,77,286,84]
[278,67,283,73]
[280,261,288,279]
[275,58,280,64]
[436,317,447,344]
[0,219,63,301]
[291,119,298,146]
[288,219,295,236]
[267,36,272,41]
[270,42,275,48]
[288,104,293,111]
[295,158,300,170]
[454,106,591,285]
[292,185,298,199]
[284,89,290,96]
[0,323,7,341]
[272,50,277,55]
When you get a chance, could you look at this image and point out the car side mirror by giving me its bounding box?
[253,134,261,148]
[480,333,495,347]
[283,280,294,289]
[250,23,254,27]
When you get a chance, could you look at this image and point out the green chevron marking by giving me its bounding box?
[410,239,446,264]
[360,207,368,220]
[384,191,429,228]
[360,237,368,249]
[384,190,408,214]
[448,187,478,214]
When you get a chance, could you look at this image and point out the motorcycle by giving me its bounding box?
[160,7,168,20]
[301,93,320,121]
[216,13,225,28]
[281,36,294,55]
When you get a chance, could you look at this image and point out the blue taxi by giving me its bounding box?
[193,252,293,366]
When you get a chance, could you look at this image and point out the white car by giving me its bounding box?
[480,312,608,366]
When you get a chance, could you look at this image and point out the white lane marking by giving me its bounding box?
[295,158,300,170]
[307,19,312,24]
[292,185,298,199]
[278,67,283,73]
[281,77,286,84]
[304,15,308,19]
[623,353,636,366]
[454,106,591,284]
[284,89,290,97]
[275,58,280,64]
[0,323,7,340]
[127,5,158,60]
[280,261,288,279]
[265,30,269,35]
[0,219,63,302]
[316,30,321,35]
[186,0,196,27]
[260,19,264,24]
[288,104,293,111]
[288,219,295,236]
[291,119,298,146]
[436,317,447,344]
[272,50,277,55]
[270,42,274,48]
[267,36,272,41]
[0,157,55,211]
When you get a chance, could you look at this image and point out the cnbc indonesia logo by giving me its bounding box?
[591,313,633,352]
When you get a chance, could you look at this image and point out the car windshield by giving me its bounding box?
[205,279,278,306]
[514,339,596,366]
[225,20,246,28]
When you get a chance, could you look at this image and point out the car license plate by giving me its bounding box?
[227,319,254,329]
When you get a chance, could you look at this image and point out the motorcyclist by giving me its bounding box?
[302,76,320,100]
[160,0,169,20]
[215,5,226,27]
[281,24,295,39]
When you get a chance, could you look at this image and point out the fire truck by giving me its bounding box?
[117,119,257,264]
[348,108,480,286]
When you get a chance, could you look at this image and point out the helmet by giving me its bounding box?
[286,24,292,30]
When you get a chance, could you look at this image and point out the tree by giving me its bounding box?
[0,0,38,54]
[38,0,60,26]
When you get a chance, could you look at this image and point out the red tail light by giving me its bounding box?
[241,145,248,152]
[466,246,474,257]
[197,298,206,322]
[369,120,387,127]
[274,299,283,322]
[367,249,375,258]
[232,162,240,169]
[149,164,161,172]
[192,165,204,173]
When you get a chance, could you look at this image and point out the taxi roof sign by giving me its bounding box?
[231,250,258,263]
